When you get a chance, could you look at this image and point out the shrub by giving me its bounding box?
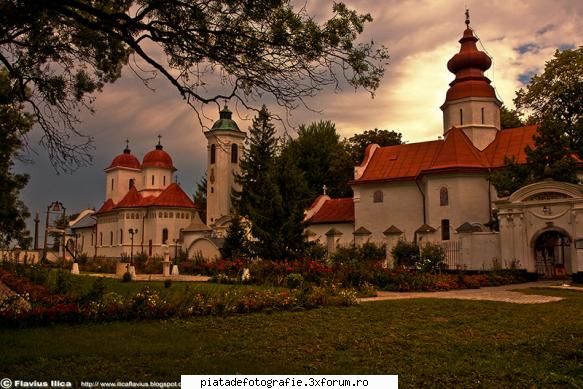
[303,242,327,261]
[53,270,73,295]
[392,240,420,268]
[286,273,304,289]
[78,257,117,274]
[330,242,386,264]
[417,243,446,273]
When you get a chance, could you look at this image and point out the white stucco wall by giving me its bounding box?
[105,168,141,203]
[306,223,354,246]
[425,173,492,238]
[353,181,424,242]
[442,97,501,150]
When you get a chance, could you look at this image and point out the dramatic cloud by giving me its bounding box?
[14,0,583,232]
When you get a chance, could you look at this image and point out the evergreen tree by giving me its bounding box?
[236,106,281,259]
[273,143,310,259]
[193,174,207,223]
[221,215,251,260]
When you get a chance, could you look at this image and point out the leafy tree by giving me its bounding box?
[347,128,402,164]
[492,47,583,195]
[524,118,578,184]
[193,174,207,223]
[514,47,583,156]
[0,70,32,248]
[221,215,250,260]
[490,157,531,197]
[500,105,524,129]
[290,121,353,199]
[1,0,388,171]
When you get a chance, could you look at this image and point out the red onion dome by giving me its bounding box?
[107,146,140,170]
[142,143,175,170]
[447,29,492,74]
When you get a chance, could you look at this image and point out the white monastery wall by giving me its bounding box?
[354,181,423,242]
[307,223,354,246]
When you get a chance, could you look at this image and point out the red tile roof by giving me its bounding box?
[482,125,537,167]
[96,199,114,213]
[96,184,195,213]
[152,183,196,208]
[354,125,538,184]
[306,198,354,224]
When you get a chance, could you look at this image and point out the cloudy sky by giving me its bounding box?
[14,0,583,232]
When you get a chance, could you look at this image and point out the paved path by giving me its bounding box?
[359,282,579,304]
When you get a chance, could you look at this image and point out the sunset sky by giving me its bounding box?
[14,0,583,230]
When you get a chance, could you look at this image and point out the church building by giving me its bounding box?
[304,14,583,278]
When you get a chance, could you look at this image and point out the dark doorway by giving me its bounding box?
[534,230,571,278]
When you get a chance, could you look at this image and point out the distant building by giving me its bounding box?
[69,106,246,261]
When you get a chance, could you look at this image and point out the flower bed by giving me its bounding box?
[0,268,358,327]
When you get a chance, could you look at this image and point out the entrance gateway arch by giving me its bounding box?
[496,181,583,277]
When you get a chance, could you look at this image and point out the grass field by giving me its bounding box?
[1,287,582,387]
[66,273,264,300]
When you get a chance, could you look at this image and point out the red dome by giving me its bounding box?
[107,149,140,170]
[142,144,175,170]
[447,29,492,74]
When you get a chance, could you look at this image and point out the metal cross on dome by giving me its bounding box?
[157,134,162,145]
[322,184,327,195]
[465,9,470,27]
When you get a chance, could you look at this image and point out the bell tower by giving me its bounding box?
[204,105,246,227]
[441,10,502,150]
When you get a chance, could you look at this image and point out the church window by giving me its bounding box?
[111,178,114,191]
[373,190,383,203]
[231,144,238,163]
[110,231,113,246]
[210,144,216,164]
[164,212,168,218]
[440,187,449,206]
[120,229,123,244]
[162,228,169,244]
[481,107,485,124]
[459,109,463,125]
[100,232,102,246]
[91,233,93,246]
[159,212,163,218]
[169,212,173,218]
[129,179,135,189]
[211,187,214,194]
[151,175,155,185]
[163,176,166,185]
[441,219,450,241]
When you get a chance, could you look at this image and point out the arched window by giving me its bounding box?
[459,108,463,125]
[163,176,166,185]
[162,228,169,244]
[373,190,383,203]
[111,178,114,191]
[129,178,135,189]
[210,144,216,164]
[481,107,485,124]
[110,231,113,246]
[100,232,103,246]
[120,229,123,244]
[441,219,450,241]
[231,144,238,163]
[440,187,449,206]
[151,175,155,185]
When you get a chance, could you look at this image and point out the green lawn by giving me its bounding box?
[1,288,582,388]
[66,273,260,300]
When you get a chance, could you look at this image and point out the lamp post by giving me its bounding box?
[128,228,138,266]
